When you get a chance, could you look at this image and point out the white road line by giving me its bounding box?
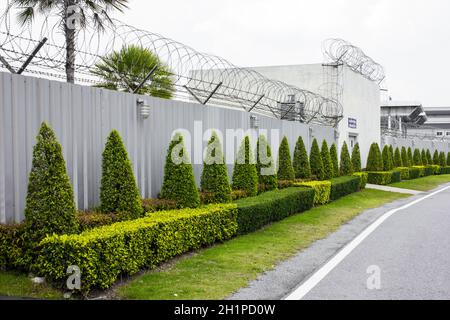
[284,185,450,301]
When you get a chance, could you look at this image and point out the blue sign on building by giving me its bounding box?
[348,118,357,129]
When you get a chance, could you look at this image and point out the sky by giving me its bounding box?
[113,0,450,108]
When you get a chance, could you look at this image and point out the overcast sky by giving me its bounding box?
[113,0,450,108]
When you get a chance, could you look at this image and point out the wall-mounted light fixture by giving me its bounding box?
[137,99,151,119]
[250,115,259,129]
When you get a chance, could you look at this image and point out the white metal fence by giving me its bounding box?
[0,72,336,224]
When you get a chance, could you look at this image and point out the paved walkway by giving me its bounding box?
[229,183,450,300]
[366,184,423,195]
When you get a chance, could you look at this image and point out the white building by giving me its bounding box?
[250,63,381,164]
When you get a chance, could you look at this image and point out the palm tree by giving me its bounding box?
[10,0,129,83]
[92,45,175,99]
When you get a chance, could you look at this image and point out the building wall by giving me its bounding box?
[0,71,336,224]
[382,136,450,155]
[250,64,381,166]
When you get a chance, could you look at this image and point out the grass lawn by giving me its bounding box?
[0,271,63,299]
[116,189,409,300]
[390,174,450,191]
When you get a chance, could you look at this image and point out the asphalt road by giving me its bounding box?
[230,184,450,300]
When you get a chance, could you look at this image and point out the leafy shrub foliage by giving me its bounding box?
[24,123,78,245]
[433,150,440,165]
[330,176,361,201]
[413,149,422,166]
[100,130,143,218]
[298,181,332,205]
[426,150,433,165]
[367,143,383,172]
[423,166,434,177]
[429,165,441,175]
[401,147,409,168]
[353,172,368,190]
[389,146,395,169]
[235,187,314,235]
[351,143,362,173]
[394,147,403,168]
[232,136,259,197]
[277,137,295,181]
[448,153,450,166]
[330,144,340,178]
[421,150,428,166]
[439,152,447,167]
[408,167,421,180]
[367,172,392,185]
[142,198,179,213]
[37,204,238,292]
[200,132,232,204]
[310,139,325,180]
[0,224,25,270]
[390,170,402,183]
[382,145,393,171]
[256,135,278,192]
[440,167,450,174]
[407,147,413,167]
[397,167,410,180]
[412,166,425,177]
[321,140,334,180]
[293,136,311,180]
[161,133,200,208]
[340,142,353,176]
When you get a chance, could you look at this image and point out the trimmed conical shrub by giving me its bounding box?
[351,143,362,172]
[407,147,413,167]
[433,150,440,165]
[401,147,408,168]
[394,147,403,168]
[201,132,232,204]
[232,136,258,197]
[389,146,395,169]
[340,142,353,176]
[421,149,428,166]
[25,122,78,243]
[330,144,339,178]
[426,149,433,165]
[439,152,446,167]
[277,137,295,181]
[367,143,383,172]
[100,130,143,217]
[382,145,392,171]
[310,139,324,180]
[321,140,334,180]
[447,152,450,166]
[413,149,422,166]
[256,135,278,191]
[293,136,311,180]
[161,133,200,208]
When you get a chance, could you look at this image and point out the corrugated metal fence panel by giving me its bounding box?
[0,72,339,224]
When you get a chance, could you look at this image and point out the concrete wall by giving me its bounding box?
[250,64,381,164]
[0,71,336,224]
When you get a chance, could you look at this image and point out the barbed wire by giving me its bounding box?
[323,38,386,86]
[0,3,343,126]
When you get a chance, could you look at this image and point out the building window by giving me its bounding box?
[436,131,443,137]
[446,132,450,137]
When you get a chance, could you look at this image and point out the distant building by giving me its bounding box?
[250,63,381,164]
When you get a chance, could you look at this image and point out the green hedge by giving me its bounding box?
[353,172,368,189]
[423,166,434,177]
[367,172,392,185]
[37,204,238,292]
[397,167,410,180]
[0,224,25,270]
[408,167,421,180]
[330,176,361,201]
[412,166,425,177]
[390,170,402,183]
[429,165,441,175]
[298,181,331,205]
[440,167,450,175]
[235,187,314,235]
